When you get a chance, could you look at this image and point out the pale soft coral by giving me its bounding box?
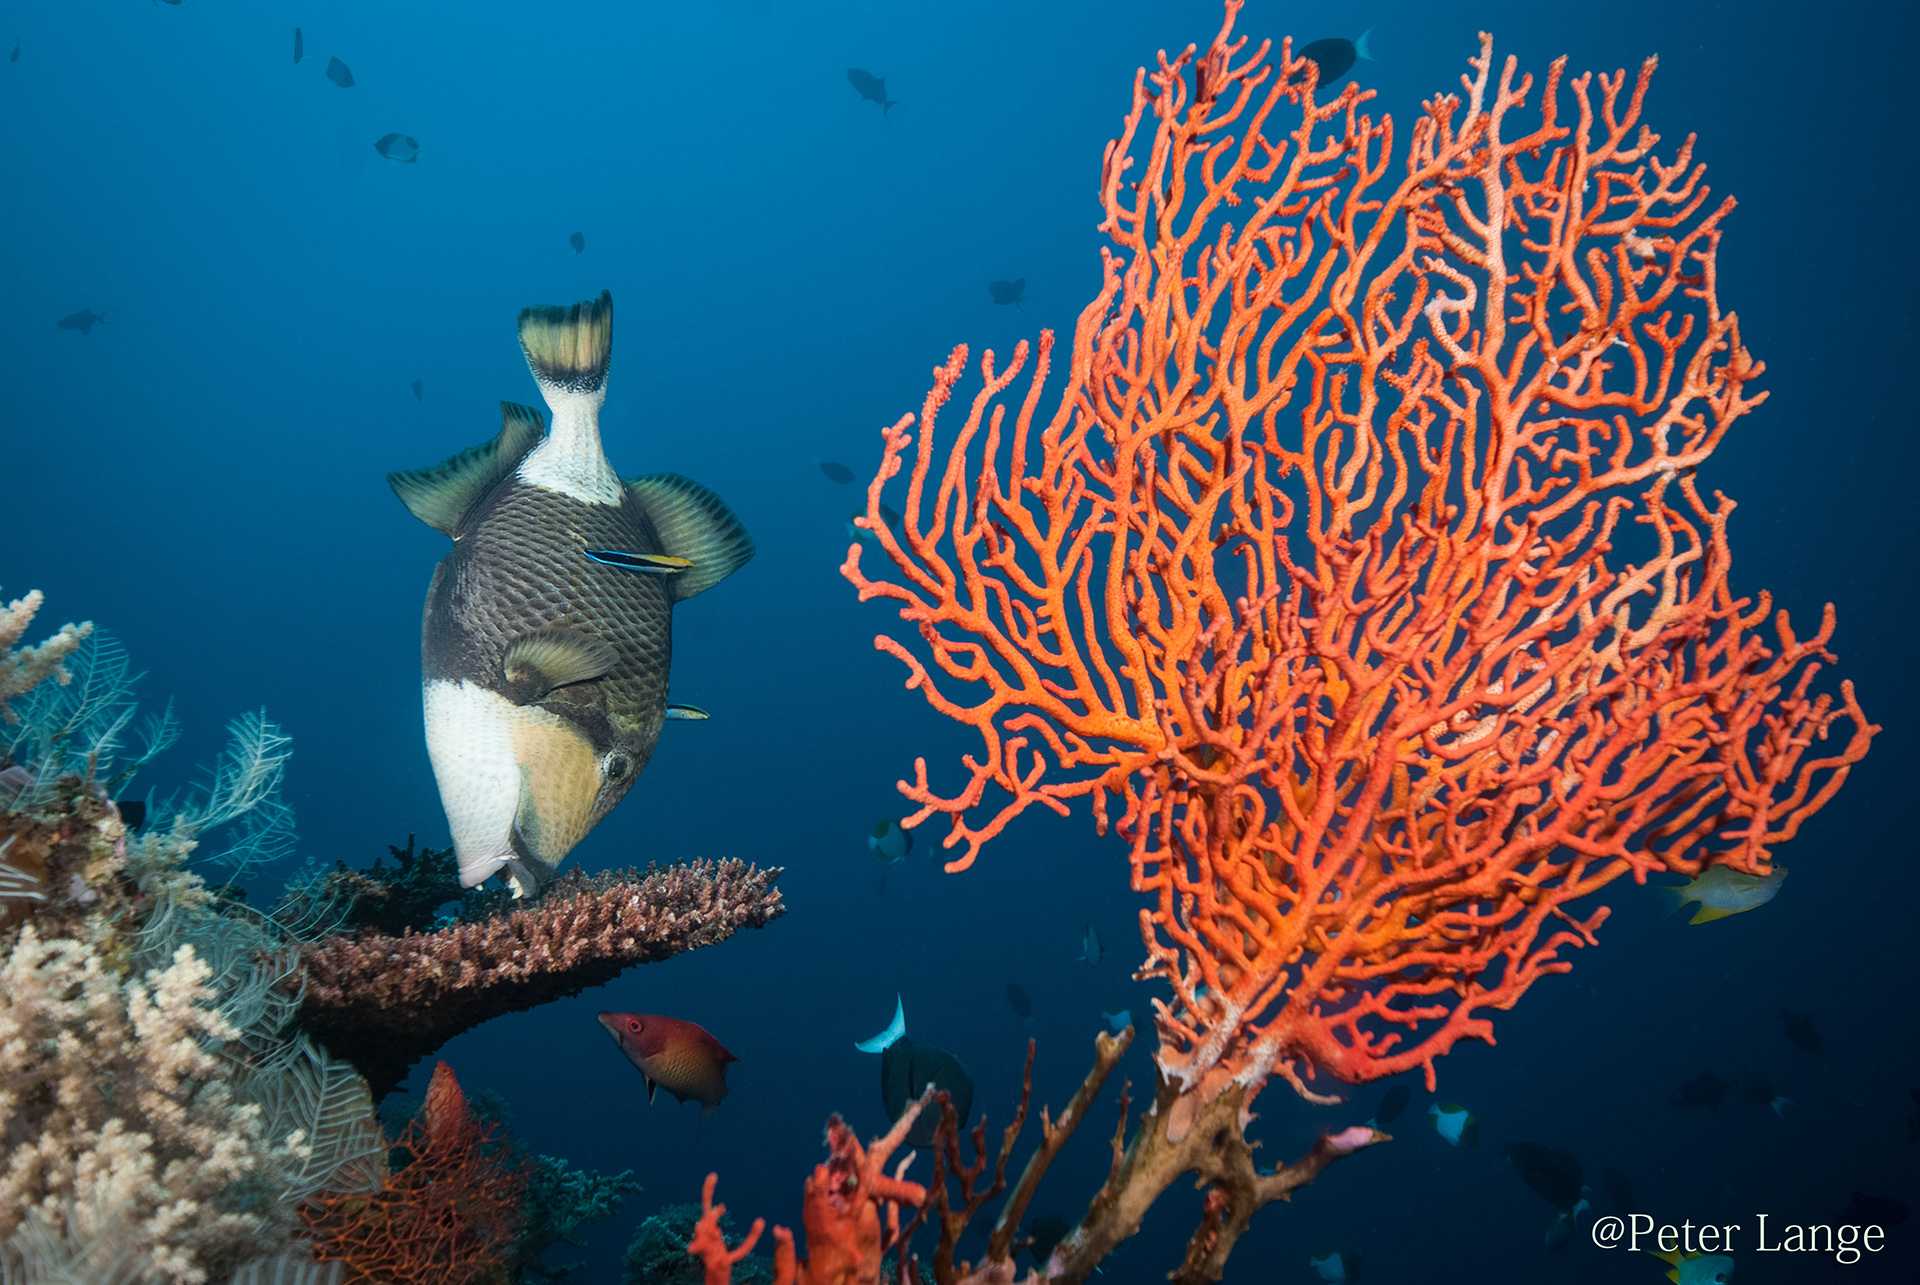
[0,588,91,725]
[0,926,308,1283]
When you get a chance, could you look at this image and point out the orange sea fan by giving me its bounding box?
[300,1061,527,1285]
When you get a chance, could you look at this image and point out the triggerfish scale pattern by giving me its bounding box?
[598,1011,737,1113]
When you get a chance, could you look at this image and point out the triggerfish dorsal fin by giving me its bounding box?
[502,628,618,702]
[856,994,906,1053]
[625,472,755,601]
[387,401,544,535]
[518,289,613,397]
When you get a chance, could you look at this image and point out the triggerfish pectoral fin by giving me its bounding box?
[856,994,906,1053]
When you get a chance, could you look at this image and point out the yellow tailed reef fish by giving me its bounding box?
[1664,864,1787,924]
[1654,1247,1734,1284]
[390,290,752,897]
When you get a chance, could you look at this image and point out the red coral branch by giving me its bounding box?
[689,1093,933,1285]
[841,1,1878,1121]
[301,1061,528,1285]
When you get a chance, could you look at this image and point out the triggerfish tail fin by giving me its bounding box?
[387,401,545,535]
[1355,27,1376,60]
[856,994,906,1053]
[518,289,613,400]
[625,472,756,601]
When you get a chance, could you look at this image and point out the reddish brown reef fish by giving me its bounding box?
[598,1011,736,1114]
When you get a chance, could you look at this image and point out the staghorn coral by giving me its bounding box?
[0,926,306,1284]
[295,860,785,1099]
[300,1062,528,1285]
[0,589,91,727]
[0,616,385,1284]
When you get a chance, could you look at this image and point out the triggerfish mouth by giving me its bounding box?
[390,291,754,897]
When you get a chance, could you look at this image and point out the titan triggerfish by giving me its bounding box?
[389,290,753,897]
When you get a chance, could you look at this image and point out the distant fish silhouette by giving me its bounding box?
[1025,1214,1069,1266]
[1298,31,1375,89]
[987,278,1026,308]
[325,56,355,88]
[374,133,419,163]
[569,230,585,254]
[1838,1190,1909,1229]
[56,309,110,335]
[1367,1083,1410,1128]
[817,459,855,484]
[1506,1142,1584,1212]
[292,27,302,63]
[847,68,898,116]
[411,380,423,402]
[1006,982,1032,1020]
[1599,1165,1635,1213]
[9,40,18,64]
[1668,1071,1730,1110]
[1781,1010,1823,1057]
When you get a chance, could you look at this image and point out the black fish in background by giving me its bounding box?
[325,56,354,88]
[1006,982,1032,1019]
[1506,1142,1584,1211]
[10,40,18,63]
[1599,1166,1636,1213]
[1368,1083,1410,1128]
[1741,1070,1791,1115]
[56,309,108,335]
[987,278,1026,308]
[1297,30,1375,89]
[846,68,899,116]
[374,134,420,163]
[293,27,302,63]
[1838,1191,1910,1229]
[1669,1071,1730,1110]
[1781,1010,1823,1057]
[570,231,586,254]
[881,1037,972,1148]
[817,459,855,484]
[1025,1213,1069,1265]
[411,380,423,402]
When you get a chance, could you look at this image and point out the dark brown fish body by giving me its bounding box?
[56,309,106,334]
[846,68,898,115]
[598,1011,736,1111]
[390,291,752,897]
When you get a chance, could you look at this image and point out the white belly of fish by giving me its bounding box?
[423,679,525,889]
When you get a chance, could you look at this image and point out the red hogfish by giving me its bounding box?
[598,1011,737,1114]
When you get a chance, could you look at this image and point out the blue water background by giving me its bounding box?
[3,0,1915,1280]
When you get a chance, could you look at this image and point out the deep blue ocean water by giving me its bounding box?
[4,0,1916,1281]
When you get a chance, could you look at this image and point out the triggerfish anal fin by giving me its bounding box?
[501,629,618,702]
[625,472,755,601]
[856,994,906,1053]
[387,401,545,535]
[583,549,692,573]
